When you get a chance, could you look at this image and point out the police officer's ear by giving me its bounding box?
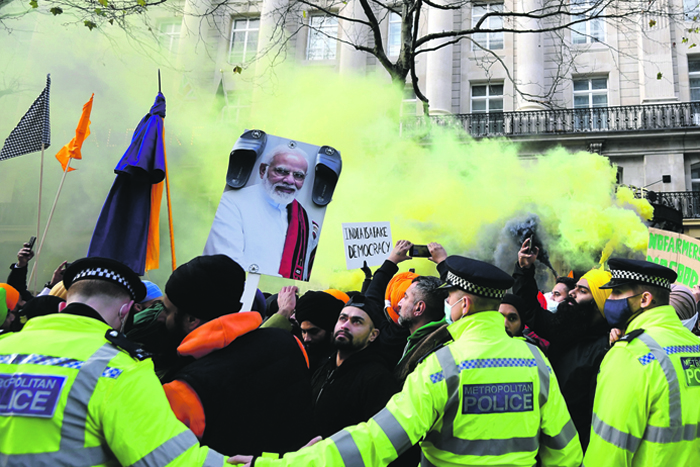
[461,296,474,317]
[640,291,654,309]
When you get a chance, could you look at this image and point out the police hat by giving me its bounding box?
[63,257,146,302]
[439,256,514,299]
[600,258,677,291]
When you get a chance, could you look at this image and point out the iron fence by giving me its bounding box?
[418,102,700,137]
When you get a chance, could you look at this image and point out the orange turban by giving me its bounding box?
[384,271,419,325]
[0,284,20,324]
[581,268,612,316]
[323,288,350,304]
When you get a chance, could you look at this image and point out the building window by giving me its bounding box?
[229,18,259,64]
[471,84,504,136]
[690,56,700,102]
[472,3,504,51]
[222,95,252,123]
[471,84,504,113]
[401,85,418,116]
[573,77,608,130]
[388,12,402,57]
[692,163,700,191]
[159,21,181,54]
[571,0,604,44]
[307,15,339,60]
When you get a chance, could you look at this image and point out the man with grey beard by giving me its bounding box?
[204,145,316,279]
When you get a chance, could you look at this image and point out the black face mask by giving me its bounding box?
[126,302,182,372]
[553,296,599,332]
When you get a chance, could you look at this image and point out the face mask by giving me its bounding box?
[544,292,559,313]
[444,298,462,325]
[604,293,643,328]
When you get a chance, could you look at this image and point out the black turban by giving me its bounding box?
[343,294,383,328]
[501,293,526,312]
[295,291,345,334]
[165,255,245,321]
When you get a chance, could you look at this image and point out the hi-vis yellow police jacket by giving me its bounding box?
[254,311,583,467]
[584,305,700,467]
[0,310,225,466]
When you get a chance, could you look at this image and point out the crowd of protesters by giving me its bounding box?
[1,237,699,466]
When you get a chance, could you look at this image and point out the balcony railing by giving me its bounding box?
[632,187,700,219]
[419,102,700,137]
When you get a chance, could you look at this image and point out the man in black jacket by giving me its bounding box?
[512,238,611,451]
[311,295,400,438]
[157,255,314,456]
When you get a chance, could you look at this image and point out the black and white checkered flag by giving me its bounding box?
[0,74,51,162]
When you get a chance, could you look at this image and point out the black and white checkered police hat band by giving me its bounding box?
[611,269,671,290]
[445,271,506,299]
[74,267,136,299]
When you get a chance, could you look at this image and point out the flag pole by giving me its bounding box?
[32,158,71,289]
[159,69,175,271]
[29,143,46,292]
[163,145,176,271]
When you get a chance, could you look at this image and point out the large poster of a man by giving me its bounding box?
[204,130,341,281]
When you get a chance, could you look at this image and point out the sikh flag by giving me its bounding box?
[55,94,94,172]
[0,74,51,161]
[88,93,167,275]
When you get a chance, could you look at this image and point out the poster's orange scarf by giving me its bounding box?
[278,200,310,280]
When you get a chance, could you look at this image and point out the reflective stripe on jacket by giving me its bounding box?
[584,305,700,466]
[255,311,583,467]
[0,312,225,466]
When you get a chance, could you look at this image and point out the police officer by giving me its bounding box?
[585,258,700,465]
[230,256,583,466]
[0,257,225,466]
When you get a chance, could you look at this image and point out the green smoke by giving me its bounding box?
[0,13,651,296]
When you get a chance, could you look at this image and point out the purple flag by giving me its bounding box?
[87,93,166,275]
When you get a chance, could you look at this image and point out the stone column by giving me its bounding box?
[177,0,217,93]
[638,10,677,103]
[256,0,289,68]
[424,3,453,115]
[515,0,545,110]
[338,0,368,75]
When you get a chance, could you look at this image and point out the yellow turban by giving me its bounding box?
[581,268,612,316]
[49,282,68,300]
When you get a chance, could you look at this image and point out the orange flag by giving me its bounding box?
[55,94,93,172]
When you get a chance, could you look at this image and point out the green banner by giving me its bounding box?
[646,228,699,287]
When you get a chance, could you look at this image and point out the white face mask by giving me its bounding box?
[544,292,559,313]
[444,298,462,325]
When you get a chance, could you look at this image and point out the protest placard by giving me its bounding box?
[204,130,341,282]
[646,227,700,287]
[342,222,392,270]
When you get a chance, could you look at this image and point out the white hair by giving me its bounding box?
[261,144,310,169]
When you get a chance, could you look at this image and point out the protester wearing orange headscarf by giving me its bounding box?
[384,271,419,325]
[0,283,20,329]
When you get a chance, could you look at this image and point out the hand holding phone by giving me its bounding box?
[409,245,431,258]
[16,237,36,268]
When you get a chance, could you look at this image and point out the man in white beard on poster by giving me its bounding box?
[204,144,317,280]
